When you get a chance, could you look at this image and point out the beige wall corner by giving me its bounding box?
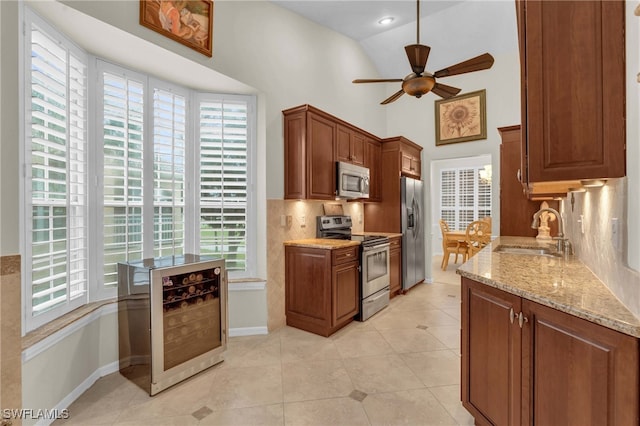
[1,255,22,425]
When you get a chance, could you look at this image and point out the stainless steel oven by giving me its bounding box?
[317,215,390,321]
[353,235,390,321]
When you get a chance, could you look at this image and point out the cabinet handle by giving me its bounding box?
[509,308,515,324]
[516,168,521,182]
[518,312,528,328]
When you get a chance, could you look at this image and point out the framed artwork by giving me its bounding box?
[140,0,214,57]
[435,89,487,146]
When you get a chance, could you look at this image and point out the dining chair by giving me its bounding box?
[439,219,469,270]
[465,220,492,258]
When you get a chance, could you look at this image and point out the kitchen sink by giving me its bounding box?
[493,245,560,257]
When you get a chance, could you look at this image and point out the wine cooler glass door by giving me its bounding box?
[150,262,225,393]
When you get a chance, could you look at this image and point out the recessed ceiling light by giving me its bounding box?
[378,17,394,25]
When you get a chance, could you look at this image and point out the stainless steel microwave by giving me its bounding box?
[337,161,370,199]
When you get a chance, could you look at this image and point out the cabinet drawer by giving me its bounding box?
[332,246,359,265]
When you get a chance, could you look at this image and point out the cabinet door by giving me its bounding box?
[336,125,352,164]
[388,237,401,297]
[337,125,366,166]
[332,260,359,327]
[462,278,522,426]
[522,300,639,426]
[365,139,382,201]
[522,0,625,182]
[499,125,540,237]
[307,113,337,199]
[284,111,306,199]
[401,152,421,178]
[285,247,332,331]
[350,132,365,166]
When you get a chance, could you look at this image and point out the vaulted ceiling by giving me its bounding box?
[270,0,519,80]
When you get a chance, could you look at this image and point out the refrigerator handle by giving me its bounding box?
[412,197,421,238]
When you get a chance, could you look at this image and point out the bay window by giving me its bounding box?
[23,9,256,333]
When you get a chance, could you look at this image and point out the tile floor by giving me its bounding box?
[56,258,473,425]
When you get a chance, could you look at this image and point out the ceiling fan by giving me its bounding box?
[353,0,495,105]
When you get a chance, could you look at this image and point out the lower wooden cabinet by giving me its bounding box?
[462,277,639,425]
[388,236,402,298]
[285,245,359,337]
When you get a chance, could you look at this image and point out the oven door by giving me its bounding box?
[361,243,390,297]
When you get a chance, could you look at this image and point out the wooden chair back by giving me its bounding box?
[465,220,492,258]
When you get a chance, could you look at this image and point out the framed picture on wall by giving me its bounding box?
[140,0,214,57]
[435,89,487,146]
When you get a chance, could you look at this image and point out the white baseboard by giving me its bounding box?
[34,361,120,426]
[229,326,268,337]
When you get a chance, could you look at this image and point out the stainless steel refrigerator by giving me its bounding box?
[401,176,425,291]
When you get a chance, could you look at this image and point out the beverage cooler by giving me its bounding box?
[118,254,227,395]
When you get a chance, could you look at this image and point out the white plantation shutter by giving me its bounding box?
[26,15,88,327]
[440,165,492,230]
[102,71,145,287]
[199,98,249,271]
[152,87,186,257]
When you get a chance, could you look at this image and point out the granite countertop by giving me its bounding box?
[284,232,402,250]
[283,238,360,249]
[457,236,640,338]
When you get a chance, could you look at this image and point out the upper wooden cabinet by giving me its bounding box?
[283,104,382,201]
[499,125,559,236]
[337,124,365,166]
[364,138,382,201]
[517,0,626,189]
[383,136,422,180]
[363,136,423,232]
[283,105,337,200]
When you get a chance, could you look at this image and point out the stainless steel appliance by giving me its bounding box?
[336,161,370,199]
[118,254,227,395]
[317,215,390,321]
[401,176,426,291]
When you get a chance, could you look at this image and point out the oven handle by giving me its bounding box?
[364,288,390,304]
[362,243,390,252]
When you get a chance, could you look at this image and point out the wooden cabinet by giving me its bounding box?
[517,0,626,192]
[388,236,402,298]
[499,125,559,236]
[285,245,359,337]
[400,142,421,179]
[283,105,336,200]
[283,104,382,201]
[364,138,382,201]
[462,277,640,425]
[337,124,365,166]
[364,136,423,232]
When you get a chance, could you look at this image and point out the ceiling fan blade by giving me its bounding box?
[433,53,495,78]
[404,44,431,74]
[353,78,404,84]
[431,83,462,99]
[380,89,405,105]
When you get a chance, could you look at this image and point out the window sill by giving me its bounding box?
[22,298,117,353]
[22,279,266,353]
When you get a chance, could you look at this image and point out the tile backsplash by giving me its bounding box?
[561,177,640,318]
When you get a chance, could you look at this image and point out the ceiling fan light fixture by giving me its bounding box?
[402,75,435,97]
[378,16,394,25]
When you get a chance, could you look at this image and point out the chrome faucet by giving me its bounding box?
[531,207,573,257]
